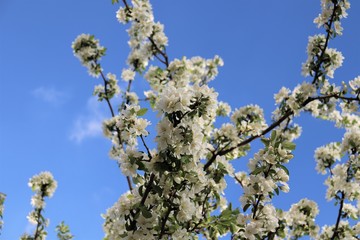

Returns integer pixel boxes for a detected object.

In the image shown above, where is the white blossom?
[121,68,136,82]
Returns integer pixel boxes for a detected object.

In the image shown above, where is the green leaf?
[274,187,279,195]
[250,166,265,175]
[137,108,148,116]
[261,138,270,147]
[111,0,119,4]
[140,207,152,219]
[277,164,289,176]
[278,228,286,238]
[137,161,146,171]
[138,185,144,197]
[152,184,163,196]
[282,141,296,150]
[243,203,251,212]
[270,131,277,142]
[221,209,231,218]
[269,169,277,176]
[149,98,156,109]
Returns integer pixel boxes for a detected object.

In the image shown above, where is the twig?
[204,92,359,171]
[312,3,338,85]
[251,164,272,219]
[140,173,155,205]
[33,186,47,240]
[330,191,345,240]
[97,66,133,191]
[121,0,169,68]
[140,135,152,159]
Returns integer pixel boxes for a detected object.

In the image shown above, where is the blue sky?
[0,0,359,239]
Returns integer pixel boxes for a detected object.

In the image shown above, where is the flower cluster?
[116,0,168,72]
[212,123,245,160]
[315,142,341,174]
[22,172,57,240]
[28,171,57,200]
[70,0,360,239]
[121,68,136,82]
[318,221,360,239]
[234,204,279,240]
[302,34,344,80]
[56,221,74,240]
[314,0,350,35]
[324,163,359,201]
[284,198,320,238]
[272,82,317,118]
[349,76,360,94]
[231,105,267,136]
[314,119,360,239]
[216,101,231,117]
[231,130,295,239]
[103,104,150,147]
[341,128,360,153]
[99,32,232,239]
[72,34,106,77]
[101,103,152,180]
[93,73,120,101]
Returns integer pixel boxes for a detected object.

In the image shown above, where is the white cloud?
[70,117,103,143]
[70,97,106,143]
[31,86,66,104]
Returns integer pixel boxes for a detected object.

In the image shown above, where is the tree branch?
[121,0,169,68]
[312,2,339,85]
[158,206,173,239]
[98,68,133,191]
[140,173,155,206]
[140,135,152,159]
[252,164,272,219]
[204,92,359,171]
[330,191,345,240]
[205,1,343,172]
[33,186,47,240]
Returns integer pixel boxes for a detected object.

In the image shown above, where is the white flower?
[121,68,136,81]
[285,198,319,238]
[31,194,45,209]
[274,87,290,104]
[133,118,150,136]
[126,92,139,104]
[116,7,128,23]
[334,21,344,35]
[28,171,57,198]
[324,48,344,78]
[215,156,234,175]
[244,222,260,240]
[172,227,191,240]
[155,85,191,114]
[216,101,231,116]
[231,104,267,136]
[26,211,38,225]
[342,203,358,219]
[72,34,106,77]
[349,76,360,91]
[314,142,341,174]
[177,195,196,222]
[341,128,360,153]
